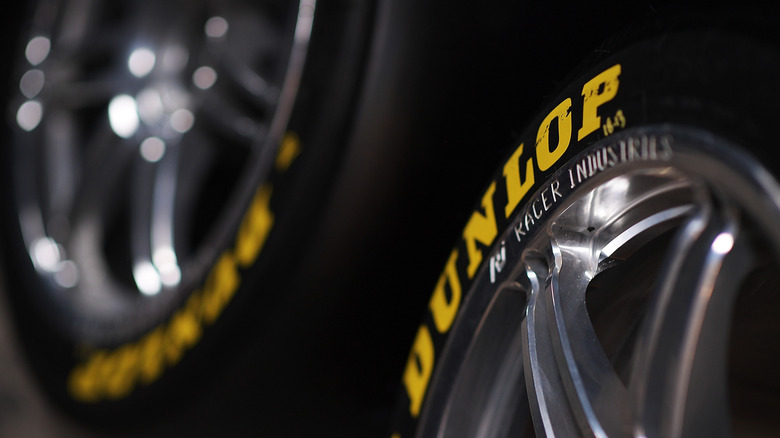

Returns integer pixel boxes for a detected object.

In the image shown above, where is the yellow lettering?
[67,179,281,400]
[502,143,535,218]
[105,345,138,399]
[186,289,204,325]
[68,352,105,402]
[164,307,203,366]
[429,250,462,333]
[201,252,241,325]
[463,182,498,279]
[235,185,275,269]
[163,330,184,366]
[275,131,302,172]
[173,308,202,348]
[536,98,573,171]
[578,64,621,141]
[138,327,165,385]
[403,325,434,418]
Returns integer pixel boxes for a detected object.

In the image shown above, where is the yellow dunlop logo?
[403,64,622,418]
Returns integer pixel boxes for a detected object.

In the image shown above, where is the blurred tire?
[1,0,373,427]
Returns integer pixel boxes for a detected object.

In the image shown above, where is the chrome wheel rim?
[428,126,780,437]
[10,0,315,343]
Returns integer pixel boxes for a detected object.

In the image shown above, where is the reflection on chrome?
[31,237,61,272]
[136,88,165,125]
[25,36,50,65]
[600,205,694,259]
[140,137,166,162]
[711,232,735,255]
[192,66,217,89]
[133,261,162,296]
[16,100,43,131]
[205,16,229,38]
[108,94,140,138]
[31,238,79,289]
[295,0,316,42]
[588,175,632,224]
[153,247,181,288]
[20,69,44,98]
[54,260,79,289]
[170,108,194,133]
[128,47,156,78]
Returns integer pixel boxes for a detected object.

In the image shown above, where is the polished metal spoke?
[436,282,530,438]
[130,141,182,295]
[42,110,78,229]
[523,255,583,437]
[630,200,750,438]
[525,239,633,436]
[550,236,632,437]
[219,55,279,108]
[207,11,283,109]
[522,173,700,437]
[522,183,754,438]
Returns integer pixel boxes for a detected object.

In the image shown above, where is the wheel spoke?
[523,255,582,437]
[42,110,78,228]
[131,142,182,295]
[549,235,632,437]
[197,87,269,143]
[206,10,284,109]
[631,199,751,438]
[523,230,633,437]
[220,56,279,107]
[149,145,183,289]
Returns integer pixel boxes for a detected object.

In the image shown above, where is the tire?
[0,0,373,428]
[392,13,780,438]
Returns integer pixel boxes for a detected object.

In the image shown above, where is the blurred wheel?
[2,0,373,424]
[13,0,309,346]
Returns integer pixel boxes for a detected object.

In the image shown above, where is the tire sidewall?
[392,25,780,437]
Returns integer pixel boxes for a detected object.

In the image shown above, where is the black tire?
[393,8,780,438]
[0,0,373,429]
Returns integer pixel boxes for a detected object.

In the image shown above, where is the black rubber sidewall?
[392,22,780,438]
